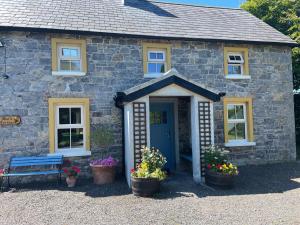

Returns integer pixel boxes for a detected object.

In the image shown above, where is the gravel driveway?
[0,162,299,225]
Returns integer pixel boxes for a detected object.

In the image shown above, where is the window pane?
[70,60,80,71]
[235,105,244,119]
[71,128,84,148]
[148,63,157,73]
[235,55,241,61]
[71,108,81,124]
[150,112,155,125]
[59,108,70,124]
[58,129,70,149]
[228,123,236,140]
[60,60,70,71]
[228,105,236,119]
[70,49,79,57]
[62,48,71,57]
[236,123,246,139]
[157,63,165,73]
[229,55,235,61]
[157,52,164,60]
[149,52,157,59]
[228,64,241,74]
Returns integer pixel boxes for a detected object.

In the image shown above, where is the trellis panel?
[133,102,147,167]
[198,102,212,177]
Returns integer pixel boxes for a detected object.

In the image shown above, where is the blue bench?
[3,155,63,188]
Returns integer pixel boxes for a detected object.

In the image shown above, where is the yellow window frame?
[51,38,87,73]
[223,97,254,143]
[48,98,90,153]
[224,47,249,76]
[142,42,171,74]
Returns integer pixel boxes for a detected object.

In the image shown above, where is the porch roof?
[114,69,224,106]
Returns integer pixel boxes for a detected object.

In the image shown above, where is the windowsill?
[225,141,256,147]
[52,71,86,76]
[226,74,251,80]
[144,73,164,78]
[48,150,91,157]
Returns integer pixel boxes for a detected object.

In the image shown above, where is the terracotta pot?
[205,169,236,188]
[90,165,116,185]
[131,177,160,197]
[66,176,77,188]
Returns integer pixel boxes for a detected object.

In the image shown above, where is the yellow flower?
[140,162,148,170]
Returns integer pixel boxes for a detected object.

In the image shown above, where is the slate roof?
[0,0,296,46]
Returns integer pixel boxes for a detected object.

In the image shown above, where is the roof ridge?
[147,0,243,11]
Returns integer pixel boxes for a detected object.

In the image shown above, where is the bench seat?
[4,170,63,177]
[3,155,64,188]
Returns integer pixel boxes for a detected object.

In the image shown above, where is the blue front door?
[150,102,175,171]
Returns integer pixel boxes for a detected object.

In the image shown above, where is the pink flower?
[207,164,212,169]
[72,166,80,174]
[130,168,135,173]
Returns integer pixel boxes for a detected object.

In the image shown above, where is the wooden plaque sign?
[0,116,21,126]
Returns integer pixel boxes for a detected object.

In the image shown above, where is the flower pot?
[131,177,160,197]
[90,165,116,185]
[205,169,235,188]
[66,176,77,188]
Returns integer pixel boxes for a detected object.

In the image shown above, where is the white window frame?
[227,52,244,76]
[227,103,248,144]
[146,50,166,77]
[57,44,82,74]
[55,105,86,153]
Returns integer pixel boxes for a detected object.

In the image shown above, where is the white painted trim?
[225,141,256,147]
[191,96,201,183]
[48,150,91,157]
[226,74,251,80]
[149,97,179,168]
[52,71,86,76]
[144,73,164,78]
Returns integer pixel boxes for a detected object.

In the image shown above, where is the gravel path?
[0,162,300,225]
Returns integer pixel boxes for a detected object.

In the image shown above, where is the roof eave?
[0,26,298,47]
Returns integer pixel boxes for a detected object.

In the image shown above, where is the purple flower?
[90,156,118,167]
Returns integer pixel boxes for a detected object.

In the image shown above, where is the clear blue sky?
[158,0,247,8]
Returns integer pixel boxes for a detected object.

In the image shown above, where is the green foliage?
[131,147,167,181]
[91,125,114,149]
[241,0,300,90]
[204,145,229,166]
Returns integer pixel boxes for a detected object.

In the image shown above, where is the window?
[56,106,84,150]
[48,98,90,156]
[150,111,167,125]
[147,51,166,74]
[51,38,87,76]
[224,47,249,79]
[223,97,255,147]
[142,43,171,77]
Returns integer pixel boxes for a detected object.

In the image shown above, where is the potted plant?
[62,160,81,188]
[204,145,239,188]
[131,147,167,197]
[90,126,118,185]
[90,156,118,185]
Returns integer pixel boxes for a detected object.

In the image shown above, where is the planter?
[131,177,160,197]
[66,176,77,188]
[205,169,236,188]
[90,165,116,185]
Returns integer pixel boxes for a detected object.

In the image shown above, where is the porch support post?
[191,96,201,183]
[124,103,134,186]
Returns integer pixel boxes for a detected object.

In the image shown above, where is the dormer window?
[224,47,250,79]
[227,53,244,75]
[142,43,171,78]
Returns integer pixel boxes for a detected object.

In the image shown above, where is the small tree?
[91,125,114,149]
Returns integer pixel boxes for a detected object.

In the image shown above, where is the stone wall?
[0,31,296,177]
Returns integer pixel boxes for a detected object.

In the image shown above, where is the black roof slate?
[0,0,296,46]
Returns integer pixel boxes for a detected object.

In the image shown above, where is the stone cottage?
[0,0,297,186]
